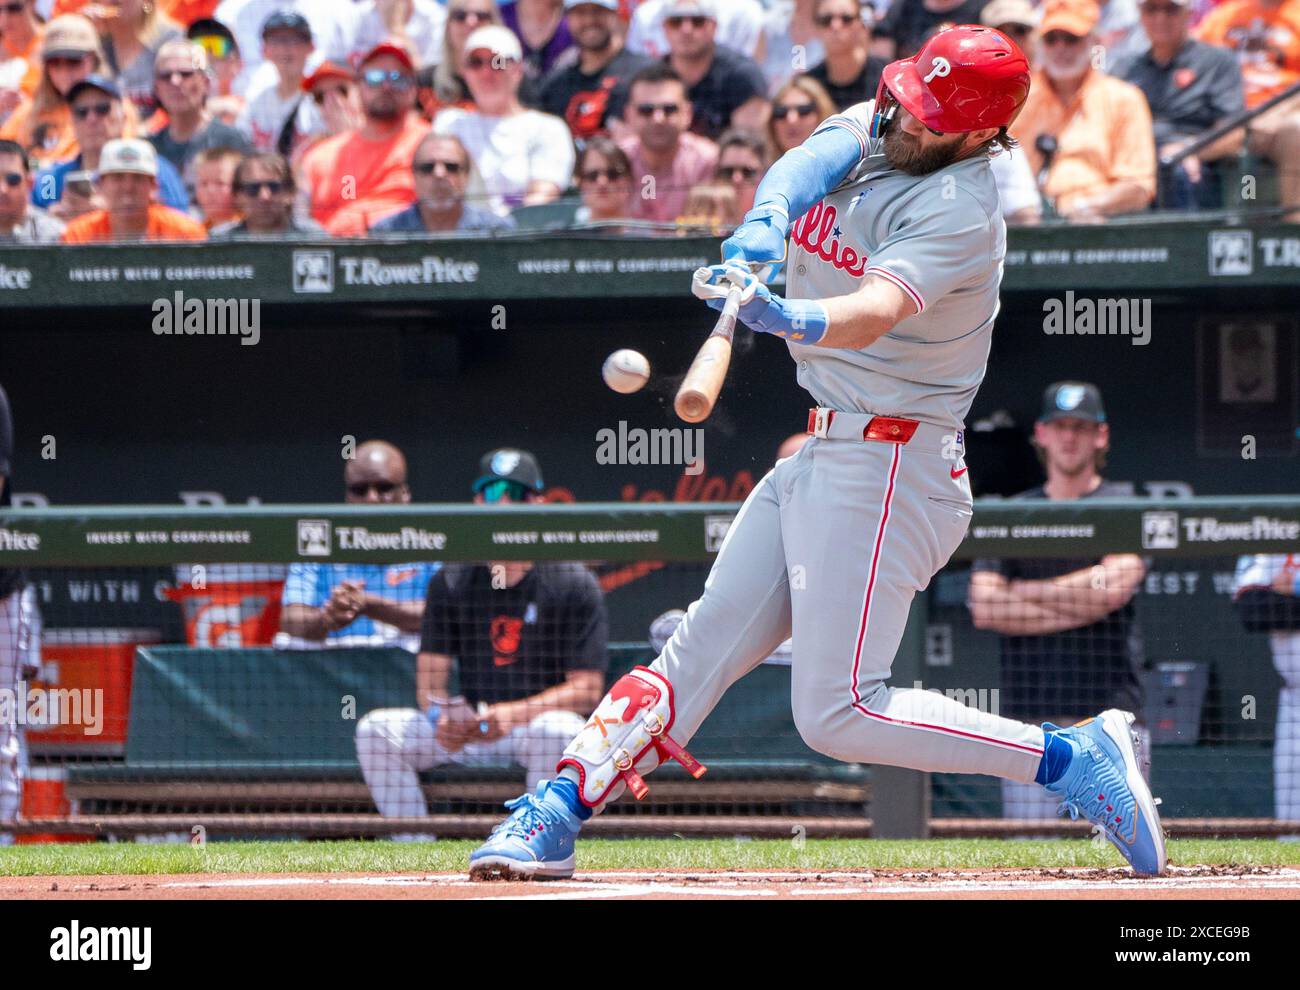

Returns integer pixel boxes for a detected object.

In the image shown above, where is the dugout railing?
[0,497,1297,841]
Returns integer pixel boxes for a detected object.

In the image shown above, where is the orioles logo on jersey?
[791,200,868,276]
[491,615,524,666]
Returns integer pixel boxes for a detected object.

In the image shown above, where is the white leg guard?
[558,666,705,807]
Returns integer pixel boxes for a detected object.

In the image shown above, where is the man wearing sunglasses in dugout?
[148,38,252,173]
[278,440,439,653]
[807,0,890,111]
[370,131,515,234]
[31,74,189,216]
[299,41,431,236]
[354,447,609,833]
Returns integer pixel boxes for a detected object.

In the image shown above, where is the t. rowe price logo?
[1182,515,1300,543]
[790,201,867,276]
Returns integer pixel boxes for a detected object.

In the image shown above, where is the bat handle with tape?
[675,272,743,424]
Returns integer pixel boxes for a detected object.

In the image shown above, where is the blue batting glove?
[720,206,788,281]
[691,264,829,344]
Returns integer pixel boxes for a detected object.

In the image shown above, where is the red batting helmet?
[869,25,1031,138]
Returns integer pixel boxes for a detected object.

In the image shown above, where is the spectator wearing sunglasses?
[617,61,717,223]
[186,17,243,125]
[573,133,632,221]
[148,39,251,173]
[979,0,1037,51]
[299,42,431,235]
[371,132,515,232]
[627,0,765,61]
[430,0,504,115]
[1113,0,1244,210]
[184,17,243,124]
[0,14,116,170]
[538,0,651,142]
[712,128,766,216]
[767,75,835,154]
[278,440,439,655]
[762,0,827,94]
[88,0,183,119]
[432,25,574,214]
[0,0,44,100]
[872,0,992,60]
[32,74,188,215]
[210,150,322,237]
[0,137,64,241]
[807,0,888,111]
[354,447,608,825]
[235,11,323,156]
[660,0,768,141]
[1010,0,1156,222]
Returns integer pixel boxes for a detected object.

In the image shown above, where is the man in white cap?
[979,0,1037,49]
[60,137,207,242]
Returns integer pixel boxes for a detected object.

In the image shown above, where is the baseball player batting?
[470,26,1166,880]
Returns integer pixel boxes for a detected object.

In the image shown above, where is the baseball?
[602,349,651,394]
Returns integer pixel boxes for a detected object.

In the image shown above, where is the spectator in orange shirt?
[1197,0,1300,218]
[0,14,106,169]
[0,0,44,100]
[299,42,431,236]
[1010,0,1157,221]
[61,136,207,241]
[1196,0,1300,106]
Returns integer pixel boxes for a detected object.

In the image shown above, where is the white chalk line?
[150,866,1300,899]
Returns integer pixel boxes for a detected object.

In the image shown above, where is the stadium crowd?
[0,0,1297,241]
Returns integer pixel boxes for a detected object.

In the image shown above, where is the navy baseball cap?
[67,74,121,103]
[473,448,544,495]
[1039,381,1106,423]
[261,10,312,40]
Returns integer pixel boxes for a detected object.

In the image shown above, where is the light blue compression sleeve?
[721,123,867,266]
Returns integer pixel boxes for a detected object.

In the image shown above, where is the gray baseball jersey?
[785,101,1006,431]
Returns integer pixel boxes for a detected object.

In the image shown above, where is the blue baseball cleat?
[468,781,583,881]
[1045,709,1167,876]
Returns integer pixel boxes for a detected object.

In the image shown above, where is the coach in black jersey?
[356,449,608,830]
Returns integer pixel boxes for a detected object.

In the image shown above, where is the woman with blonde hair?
[426,0,503,116]
[767,75,835,156]
[88,0,183,117]
[0,14,118,168]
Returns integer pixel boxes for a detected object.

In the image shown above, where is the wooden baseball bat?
[674,273,743,423]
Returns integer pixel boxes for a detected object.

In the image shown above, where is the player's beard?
[883,127,968,176]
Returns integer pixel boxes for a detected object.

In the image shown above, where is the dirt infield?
[4,866,1299,900]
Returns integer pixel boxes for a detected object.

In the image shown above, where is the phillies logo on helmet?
[923,56,952,84]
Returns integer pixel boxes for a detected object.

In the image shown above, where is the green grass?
[1,838,1297,877]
